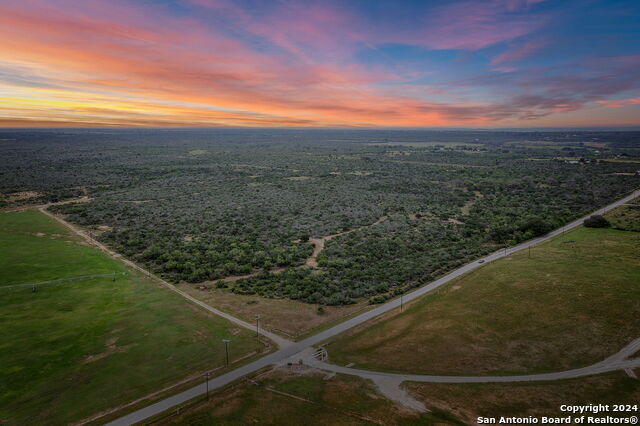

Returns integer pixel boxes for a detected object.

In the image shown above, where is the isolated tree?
[584,215,610,228]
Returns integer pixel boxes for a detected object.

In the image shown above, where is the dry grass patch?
[407,372,640,424]
[328,226,640,375]
[461,191,483,215]
[605,203,640,232]
[1,191,43,202]
[161,370,455,425]
[601,158,640,163]
[285,176,314,181]
[178,285,369,339]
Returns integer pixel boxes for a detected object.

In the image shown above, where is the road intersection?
[67,189,638,425]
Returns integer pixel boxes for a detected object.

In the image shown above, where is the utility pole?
[255,314,262,338]
[204,372,211,400]
[223,339,230,366]
[400,294,404,312]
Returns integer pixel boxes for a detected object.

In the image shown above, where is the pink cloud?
[187,0,548,58]
[0,1,455,126]
[596,98,640,108]
[0,0,636,128]
[493,67,517,73]
[407,0,547,50]
[491,40,545,65]
[504,0,549,11]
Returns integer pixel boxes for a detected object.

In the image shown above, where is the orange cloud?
[0,1,519,127]
[0,0,637,128]
[596,98,640,108]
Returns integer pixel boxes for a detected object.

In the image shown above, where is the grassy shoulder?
[407,370,640,424]
[178,284,370,339]
[160,369,461,425]
[327,225,640,375]
[158,367,640,426]
[0,210,266,425]
[607,203,640,232]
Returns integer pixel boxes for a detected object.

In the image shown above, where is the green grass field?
[327,223,640,375]
[0,210,263,425]
[0,210,120,286]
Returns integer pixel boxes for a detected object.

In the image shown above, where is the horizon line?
[2,126,640,132]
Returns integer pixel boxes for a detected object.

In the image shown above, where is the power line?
[1,272,127,290]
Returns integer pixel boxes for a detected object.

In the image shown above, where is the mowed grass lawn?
[0,210,119,286]
[0,210,261,425]
[328,224,640,375]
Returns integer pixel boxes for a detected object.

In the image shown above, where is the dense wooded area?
[1,129,638,305]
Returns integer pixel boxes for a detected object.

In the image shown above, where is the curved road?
[106,189,639,425]
[305,338,640,384]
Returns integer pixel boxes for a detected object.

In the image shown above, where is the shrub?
[584,215,610,228]
[369,295,387,305]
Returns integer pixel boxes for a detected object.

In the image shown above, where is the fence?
[1,272,127,290]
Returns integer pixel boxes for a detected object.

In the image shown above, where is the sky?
[0,0,639,128]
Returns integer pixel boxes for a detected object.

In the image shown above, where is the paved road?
[305,338,640,384]
[106,189,639,425]
[300,338,640,411]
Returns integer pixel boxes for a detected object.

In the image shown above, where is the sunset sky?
[1,0,639,128]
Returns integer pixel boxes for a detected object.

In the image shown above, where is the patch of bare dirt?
[306,215,388,268]
[1,191,42,201]
[2,195,92,213]
[83,337,136,364]
[199,215,388,281]
[461,191,483,215]
[285,176,313,181]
